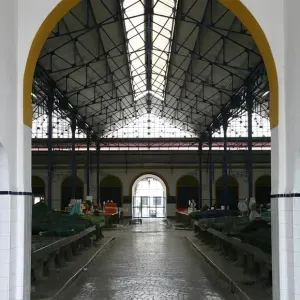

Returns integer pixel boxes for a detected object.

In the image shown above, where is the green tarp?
[32,202,93,237]
[241,227,271,254]
[82,215,106,225]
[196,215,272,253]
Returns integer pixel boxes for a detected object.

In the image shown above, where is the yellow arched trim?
[218,0,278,128]
[24,0,278,129]
[23,0,80,127]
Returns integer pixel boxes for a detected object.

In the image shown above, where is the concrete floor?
[57,219,235,300]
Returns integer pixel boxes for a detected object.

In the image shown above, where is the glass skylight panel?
[152,0,177,97]
[213,112,271,138]
[106,113,196,138]
[121,0,177,102]
[123,0,146,99]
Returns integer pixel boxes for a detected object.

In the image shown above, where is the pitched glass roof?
[151,0,177,98]
[122,0,146,98]
[122,0,178,100]
[34,0,267,144]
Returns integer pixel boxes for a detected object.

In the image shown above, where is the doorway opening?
[132,174,166,218]
[61,176,84,210]
[32,176,45,204]
[176,175,199,209]
[255,175,271,205]
[100,175,122,206]
[215,175,239,210]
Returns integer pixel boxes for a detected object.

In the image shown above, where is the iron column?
[198,139,203,209]
[223,120,228,209]
[86,133,90,196]
[96,140,100,205]
[247,83,253,198]
[47,87,54,208]
[208,130,213,208]
[71,115,77,199]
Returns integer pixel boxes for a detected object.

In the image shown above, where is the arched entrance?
[176,175,198,209]
[61,176,84,210]
[100,175,122,206]
[21,1,281,298]
[215,176,239,209]
[32,176,45,204]
[132,174,167,218]
[255,175,271,205]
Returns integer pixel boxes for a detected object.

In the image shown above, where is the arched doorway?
[132,174,167,218]
[100,175,122,206]
[61,176,84,210]
[32,176,45,204]
[176,175,199,209]
[255,175,271,205]
[215,176,239,209]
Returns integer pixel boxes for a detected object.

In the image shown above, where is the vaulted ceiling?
[34,0,267,138]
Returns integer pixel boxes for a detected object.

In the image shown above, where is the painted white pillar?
[0,1,32,299]
[270,2,300,299]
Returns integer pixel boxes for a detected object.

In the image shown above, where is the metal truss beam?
[36,0,268,140]
[204,62,268,137]
[32,136,270,150]
[34,64,98,140]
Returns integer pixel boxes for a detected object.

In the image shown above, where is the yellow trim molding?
[24,0,278,129]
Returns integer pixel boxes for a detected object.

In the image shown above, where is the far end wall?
[32,164,271,217]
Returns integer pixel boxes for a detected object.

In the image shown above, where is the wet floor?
[57,219,232,300]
